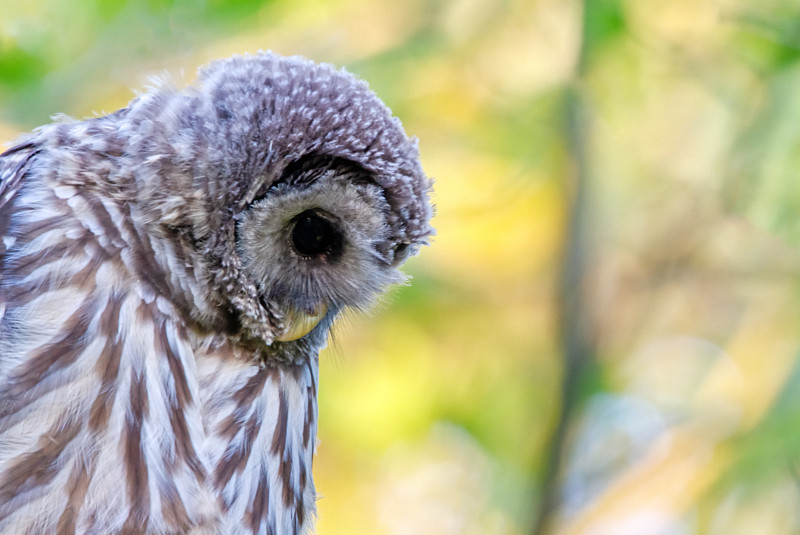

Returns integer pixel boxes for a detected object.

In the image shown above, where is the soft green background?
[3,1,800,533]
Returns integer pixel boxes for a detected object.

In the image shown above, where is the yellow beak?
[275,303,328,342]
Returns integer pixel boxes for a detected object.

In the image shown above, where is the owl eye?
[291,210,339,258]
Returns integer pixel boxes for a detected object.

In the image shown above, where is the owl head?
[115,52,434,357]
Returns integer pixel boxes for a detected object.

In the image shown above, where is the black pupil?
[292,211,336,256]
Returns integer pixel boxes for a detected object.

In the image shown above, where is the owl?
[0,52,433,534]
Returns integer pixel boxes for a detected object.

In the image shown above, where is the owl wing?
[0,147,216,532]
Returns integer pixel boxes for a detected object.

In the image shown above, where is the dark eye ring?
[291,210,340,258]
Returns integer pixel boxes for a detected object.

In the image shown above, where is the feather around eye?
[236,171,402,316]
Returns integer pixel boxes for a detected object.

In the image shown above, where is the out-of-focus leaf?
[724,65,800,246]
[735,8,800,70]
[733,356,800,476]
[0,44,47,88]
[583,0,626,61]
[96,0,130,21]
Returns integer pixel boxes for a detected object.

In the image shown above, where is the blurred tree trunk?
[533,0,597,532]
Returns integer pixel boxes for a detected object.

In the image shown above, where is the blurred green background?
[4,0,800,533]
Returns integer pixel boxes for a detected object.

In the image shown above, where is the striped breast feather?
[195,346,319,535]
[0,160,218,533]
[0,282,218,532]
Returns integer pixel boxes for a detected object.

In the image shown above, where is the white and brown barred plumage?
[0,52,433,534]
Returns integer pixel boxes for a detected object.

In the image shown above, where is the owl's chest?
[0,317,318,535]
[191,344,320,534]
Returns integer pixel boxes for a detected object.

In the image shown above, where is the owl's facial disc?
[236,168,400,345]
